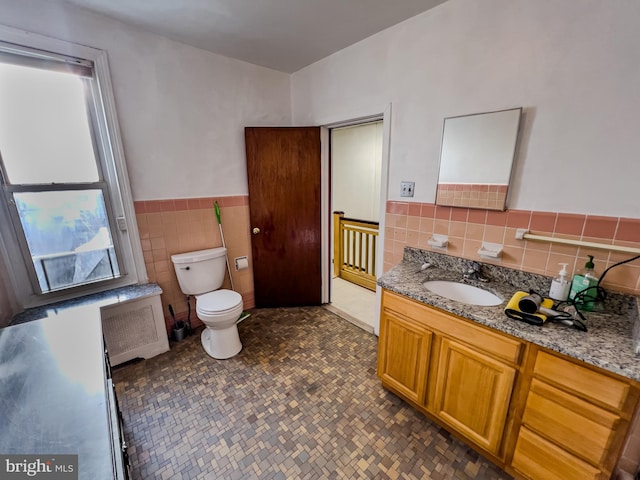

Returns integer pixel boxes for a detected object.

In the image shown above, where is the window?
[0,30,144,306]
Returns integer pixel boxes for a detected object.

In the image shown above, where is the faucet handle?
[465,261,480,274]
[463,261,488,281]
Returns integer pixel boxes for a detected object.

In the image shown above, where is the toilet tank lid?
[171,247,226,264]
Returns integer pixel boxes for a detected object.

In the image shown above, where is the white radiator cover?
[101,294,169,366]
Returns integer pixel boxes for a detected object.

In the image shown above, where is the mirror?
[435,107,522,211]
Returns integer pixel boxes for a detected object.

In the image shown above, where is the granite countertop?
[378,253,640,382]
[11,283,163,326]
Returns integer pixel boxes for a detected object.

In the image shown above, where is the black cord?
[549,299,588,332]
[598,254,640,286]
[528,289,584,330]
[563,254,640,327]
[573,254,640,308]
[524,255,638,333]
[571,284,606,308]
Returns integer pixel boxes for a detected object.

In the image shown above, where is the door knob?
[252,227,261,235]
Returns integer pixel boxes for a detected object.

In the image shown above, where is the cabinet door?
[433,338,515,455]
[378,310,432,405]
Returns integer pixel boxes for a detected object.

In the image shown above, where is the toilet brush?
[168,304,186,341]
[215,201,251,325]
[214,201,235,291]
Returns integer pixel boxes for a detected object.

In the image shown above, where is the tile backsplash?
[134,196,254,332]
[435,183,508,210]
[384,202,640,296]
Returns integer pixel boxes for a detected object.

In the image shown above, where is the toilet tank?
[170,247,227,295]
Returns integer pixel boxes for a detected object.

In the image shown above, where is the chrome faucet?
[463,261,489,282]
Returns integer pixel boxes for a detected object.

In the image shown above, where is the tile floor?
[328,277,377,333]
[113,307,512,480]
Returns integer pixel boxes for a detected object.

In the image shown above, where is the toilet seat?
[197,289,242,315]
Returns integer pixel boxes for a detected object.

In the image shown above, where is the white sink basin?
[423,280,503,306]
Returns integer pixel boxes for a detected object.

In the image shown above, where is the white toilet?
[170,247,244,359]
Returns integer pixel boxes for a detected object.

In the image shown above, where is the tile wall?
[435,183,508,210]
[383,201,640,295]
[134,196,254,332]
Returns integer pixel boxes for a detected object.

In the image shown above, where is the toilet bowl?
[196,289,243,359]
[170,247,244,359]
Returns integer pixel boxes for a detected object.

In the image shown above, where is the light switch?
[400,181,415,197]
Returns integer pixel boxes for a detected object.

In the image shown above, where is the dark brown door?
[245,127,322,307]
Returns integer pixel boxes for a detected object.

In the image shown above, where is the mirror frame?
[435,107,522,211]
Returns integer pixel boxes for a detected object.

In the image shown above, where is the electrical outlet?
[400,181,415,197]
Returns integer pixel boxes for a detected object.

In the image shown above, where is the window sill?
[10,283,162,326]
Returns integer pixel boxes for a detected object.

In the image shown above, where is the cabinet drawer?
[382,290,431,322]
[522,379,619,466]
[512,427,601,480]
[429,308,522,364]
[534,351,630,410]
[383,290,522,364]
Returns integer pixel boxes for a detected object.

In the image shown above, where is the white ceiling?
[62,0,447,73]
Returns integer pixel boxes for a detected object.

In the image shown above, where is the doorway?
[326,121,383,333]
[243,107,390,335]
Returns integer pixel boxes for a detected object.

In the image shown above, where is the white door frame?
[319,103,392,336]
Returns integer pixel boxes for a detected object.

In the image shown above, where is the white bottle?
[549,263,571,301]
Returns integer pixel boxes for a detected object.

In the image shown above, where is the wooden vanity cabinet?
[378,290,523,459]
[378,289,640,480]
[509,349,640,480]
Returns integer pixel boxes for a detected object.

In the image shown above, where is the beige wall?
[292,0,640,220]
[0,0,290,316]
[0,0,292,201]
[332,122,383,222]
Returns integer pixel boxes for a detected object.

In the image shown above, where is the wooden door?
[245,127,322,307]
[433,337,516,455]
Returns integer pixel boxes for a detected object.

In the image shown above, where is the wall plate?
[401,181,415,197]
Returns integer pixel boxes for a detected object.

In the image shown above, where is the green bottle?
[569,255,599,311]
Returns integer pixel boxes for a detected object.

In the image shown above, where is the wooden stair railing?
[333,211,379,291]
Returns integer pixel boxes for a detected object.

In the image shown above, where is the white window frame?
[0,24,147,308]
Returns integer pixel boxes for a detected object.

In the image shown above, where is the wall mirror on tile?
[435,107,522,211]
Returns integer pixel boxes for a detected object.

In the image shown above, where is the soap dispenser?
[549,263,571,301]
[569,255,599,311]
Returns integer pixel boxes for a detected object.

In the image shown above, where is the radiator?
[101,294,170,366]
